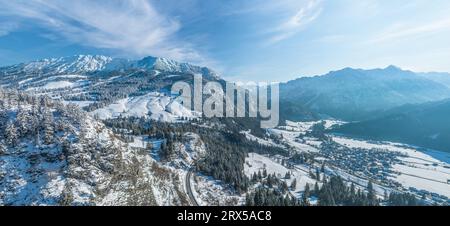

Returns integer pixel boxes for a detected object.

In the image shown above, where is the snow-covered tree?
[16,105,31,136]
[290,178,297,190]
[0,107,8,136]
[5,122,18,147]
[43,109,55,145]
[0,142,7,155]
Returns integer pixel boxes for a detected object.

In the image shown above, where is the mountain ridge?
[0,54,218,78]
[0,54,223,123]
[332,97,450,153]
[280,65,450,121]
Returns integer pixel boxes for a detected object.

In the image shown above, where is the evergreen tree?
[0,142,6,155]
[314,182,320,195]
[43,109,55,145]
[252,172,258,183]
[0,107,9,136]
[315,168,321,181]
[302,183,310,205]
[16,105,30,136]
[285,171,291,179]
[367,181,377,206]
[387,192,419,206]
[5,122,18,147]
[290,178,297,190]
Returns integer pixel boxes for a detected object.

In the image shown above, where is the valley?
[1,55,449,206]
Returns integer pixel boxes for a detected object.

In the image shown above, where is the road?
[185,168,200,206]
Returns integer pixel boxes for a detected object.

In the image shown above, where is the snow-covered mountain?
[0,54,217,77]
[2,55,449,206]
[280,66,450,121]
[136,56,218,78]
[0,55,220,122]
[0,89,213,205]
[0,90,150,205]
[3,55,115,75]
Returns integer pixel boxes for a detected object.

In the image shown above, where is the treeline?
[245,174,421,206]
[314,176,379,206]
[246,187,299,206]
[387,192,420,206]
[246,169,299,206]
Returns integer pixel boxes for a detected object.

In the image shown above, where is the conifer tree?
[5,122,18,147]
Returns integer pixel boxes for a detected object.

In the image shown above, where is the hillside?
[0,55,221,122]
[280,66,450,121]
[1,56,449,206]
[332,98,450,152]
[0,89,191,205]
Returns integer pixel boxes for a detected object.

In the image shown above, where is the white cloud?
[0,22,17,37]
[0,0,208,64]
[369,17,450,44]
[266,0,323,45]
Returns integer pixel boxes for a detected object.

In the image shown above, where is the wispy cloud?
[0,0,208,64]
[266,0,323,45]
[369,16,450,44]
[0,22,18,37]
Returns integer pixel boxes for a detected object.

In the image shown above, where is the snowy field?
[244,153,318,198]
[91,92,198,122]
[241,130,283,148]
[268,128,320,153]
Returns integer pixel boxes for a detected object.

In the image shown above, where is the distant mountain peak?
[18,54,114,74]
[1,54,218,77]
[385,65,402,71]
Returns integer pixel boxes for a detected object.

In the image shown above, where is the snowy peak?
[22,55,114,74]
[0,54,221,123]
[136,56,217,77]
[1,54,217,78]
[384,65,402,71]
[136,56,158,68]
[281,66,450,121]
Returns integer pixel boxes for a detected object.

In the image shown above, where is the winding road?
[185,168,200,206]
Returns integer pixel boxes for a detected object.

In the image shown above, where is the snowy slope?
[0,54,216,79]
[21,55,115,74]
[91,92,198,122]
[0,54,220,124]
[244,153,318,196]
[0,90,192,206]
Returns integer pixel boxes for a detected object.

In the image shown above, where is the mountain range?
[0,55,223,123]
[280,65,450,121]
[1,55,450,205]
[3,55,450,153]
[0,55,217,77]
[332,98,450,152]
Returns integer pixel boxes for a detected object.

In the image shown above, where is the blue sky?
[1,0,450,81]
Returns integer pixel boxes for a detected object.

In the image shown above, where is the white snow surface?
[91,92,197,122]
[244,153,318,196]
[42,81,75,89]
